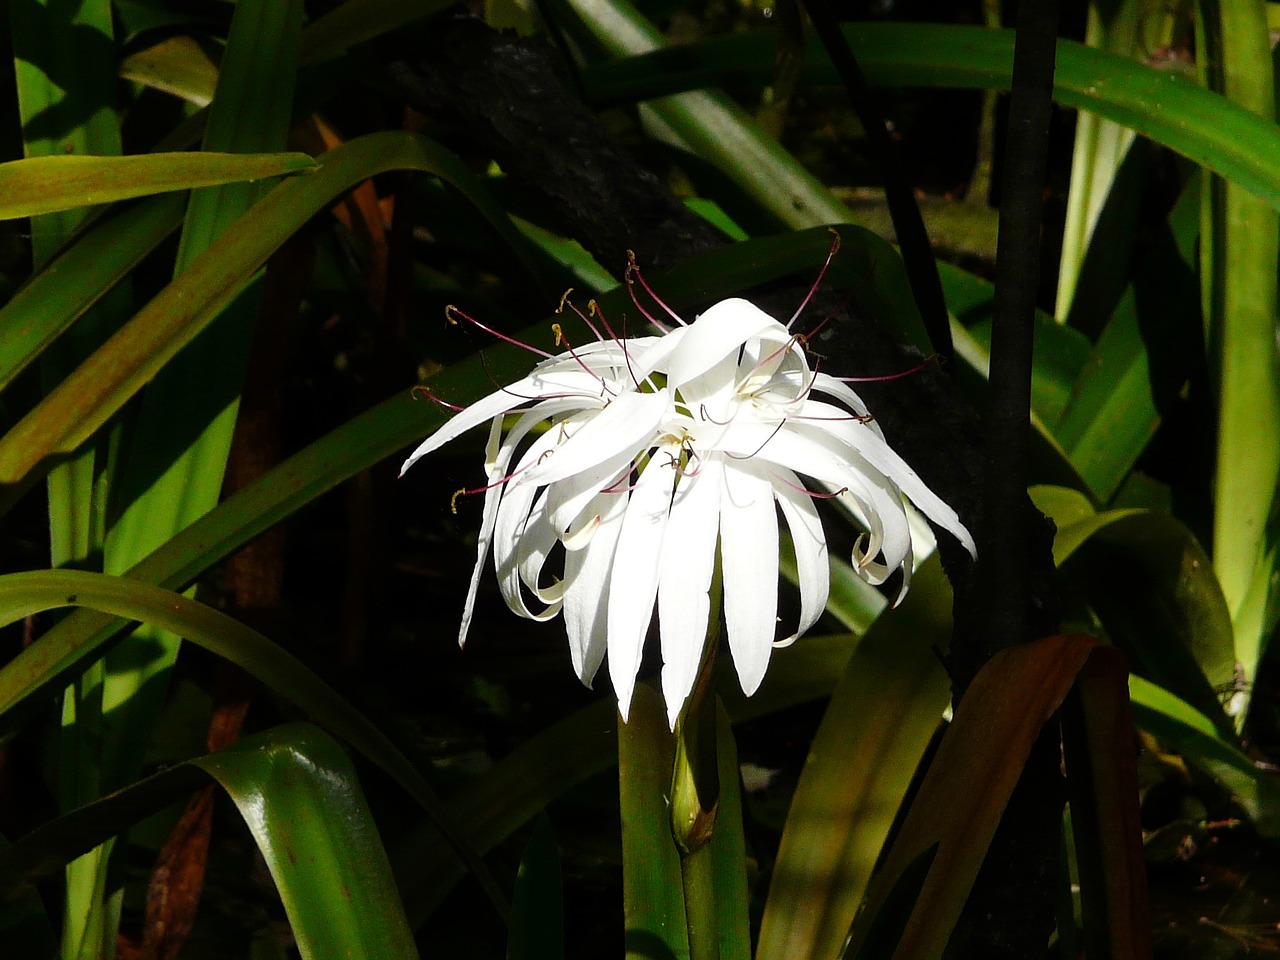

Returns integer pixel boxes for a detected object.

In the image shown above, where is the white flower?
[401,297,975,728]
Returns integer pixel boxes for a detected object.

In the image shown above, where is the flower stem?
[670,560,725,960]
[680,835,720,960]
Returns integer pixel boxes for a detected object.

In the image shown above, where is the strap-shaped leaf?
[0,152,315,220]
[0,723,421,960]
[0,569,508,918]
[0,130,540,497]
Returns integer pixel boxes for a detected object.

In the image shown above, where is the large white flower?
[401,298,975,728]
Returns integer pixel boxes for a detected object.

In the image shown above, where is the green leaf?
[756,556,953,960]
[1055,1,1174,322]
[0,193,185,394]
[579,22,1280,216]
[1031,485,1237,728]
[0,152,315,220]
[1198,0,1280,708]
[0,724,422,960]
[198,725,422,960]
[508,814,565,960]
[0,130,541,498]
[0,569,508,918]
[1052,178,1201,499]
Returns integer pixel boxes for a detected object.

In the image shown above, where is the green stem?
[680,839,720,960]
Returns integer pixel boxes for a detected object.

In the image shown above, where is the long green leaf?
[1055,1,1174,322]
[1053,178,1200,499]
[756,556,952,960]
[9,1,128,954]
[0,569,508,918]
[0,194,185,394]
[99,0,307,799]
[197,724,422,960]
[1197,0,1280,714]
[579,21,1280,217]
[0,724,422,960]
[0,131,542,498]
[0,152,315,220]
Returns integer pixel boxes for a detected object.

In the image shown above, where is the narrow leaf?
[0,152,315,219]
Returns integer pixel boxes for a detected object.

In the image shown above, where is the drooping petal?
[792,399,975,557]
[772,467,829,646]
[563,483,629,687]
[492,429,563,619]
[457,416,506,648]
[719,459,779,697]
[607,453,679,720]
[517,487,567,605]
[657,457,723,729]
[399,368,608,476]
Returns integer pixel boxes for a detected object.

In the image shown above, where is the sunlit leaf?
[0,153,315,220]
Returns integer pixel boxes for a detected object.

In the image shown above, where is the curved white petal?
[667,299,786,390]
[792,400,975,556]
[657,457,723,729]
[563,484,628,687]
[399,369,609,476]
[517,488,566,605]
[457,416,506,648]
[521,390,669,489]
[720,460,779,697]
[607,453,678,720]
[772,467,829,646]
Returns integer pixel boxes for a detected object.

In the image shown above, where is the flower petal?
[563,484,629,687]
[772,467,829,645]
[399,369,607,476]
[657,457,723,729]
[521,389,669,489]
[607,452,679,720]
[720,460,779,696]
[667,299,786,390]
[457,416,506,647]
